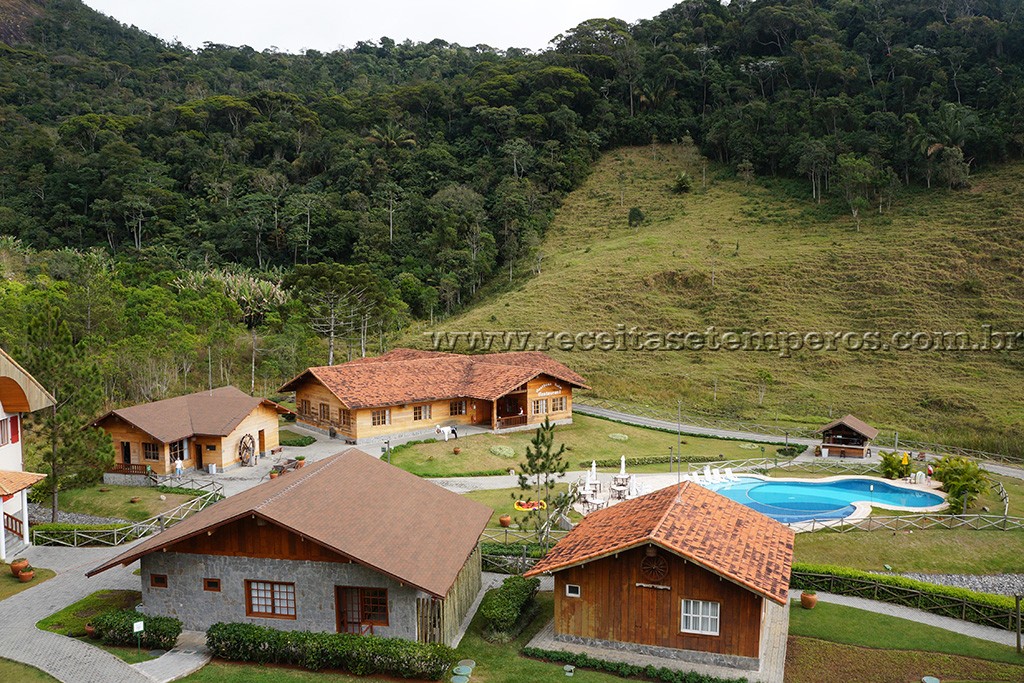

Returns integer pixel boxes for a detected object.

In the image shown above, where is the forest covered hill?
[0,0,1023,451]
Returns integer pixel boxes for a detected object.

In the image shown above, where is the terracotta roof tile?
[86,449,491,597]
[819,414,879,440]
[90,386,291,443]
[0,469,46,496]
[525,483,794,605]
[279,349,588,409]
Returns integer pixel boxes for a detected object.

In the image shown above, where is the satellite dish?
[239,434,256,465]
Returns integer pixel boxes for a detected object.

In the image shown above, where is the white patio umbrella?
[591,460,598,481]
[628,475,638,498]
[619,455,627,476]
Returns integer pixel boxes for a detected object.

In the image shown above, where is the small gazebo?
[818,414,879,458]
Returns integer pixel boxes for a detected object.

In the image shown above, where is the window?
[169,440,185,461]
[246,580,297,619]
[338,586,389,631]
[565,584,581,598]
[150,574,168,588]
[204,578,221,592]
[449,400,466,416]
[0,418,8,446]
[362,588,389,625]
[532,399,548,415]
[206,444,217,451]
[319,403,330,421]
[551,396,566,412]
[143,442,160,461]
[299,399,311,415]
[339,409,351,427]
[413,404,431,421]
[371,409,390,426]
[680,599,720,636]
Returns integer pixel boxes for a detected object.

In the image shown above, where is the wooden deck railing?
[497,415,528,429]
[107,463,151,476]
[3,512,23,538]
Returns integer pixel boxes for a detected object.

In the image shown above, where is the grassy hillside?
[414,144,1024,453]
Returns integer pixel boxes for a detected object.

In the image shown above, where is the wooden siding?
[167,515,352,563]
[524,375,573,425]
[102,416,173,474]
[553,545,763,659]
[217,404,281,468]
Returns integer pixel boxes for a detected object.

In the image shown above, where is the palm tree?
[366,121,416,156]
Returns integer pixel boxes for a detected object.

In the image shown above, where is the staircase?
[2,530,29,561]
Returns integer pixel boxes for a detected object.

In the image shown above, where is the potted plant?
[9,557,28,577]
[269,470,280,479]
[294,455,306,468]
[84,623,97,639]
[18,565,35,583]
[453,447,461,455]
[800,589,817,609]
[499,514,512,528]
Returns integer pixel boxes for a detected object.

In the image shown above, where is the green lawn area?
[0,566,55,600]
[462,485,583,529]
[37,484,196,522]
[37,589,140,637]
[794,528,1024,574]
[0,658,58,682]
[390,414,782,477]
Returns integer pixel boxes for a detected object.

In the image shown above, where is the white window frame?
[0,418,8,446]
[551,396,566,412]
[449,400,466,416]
[413,404,431,421]
[565,584,581,598]
[680,599,720,636]
[371,408,391,426]
[532,399,548,415]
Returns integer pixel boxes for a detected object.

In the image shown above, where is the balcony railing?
[497,415,528,429]
[107,463,151,476]
[3,512,23,538]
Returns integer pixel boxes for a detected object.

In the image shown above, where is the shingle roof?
[278,349,589,410]
[86,449,492,597]
[0,470,46,496]
[0,346,55,413]
[90,386,291,444]
[819,414,880,440]
[525,483,794,605]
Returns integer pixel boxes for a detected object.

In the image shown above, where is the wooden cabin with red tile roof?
[0,347,52,561]
[818,414,879,458]
[87,449,491,645]
[525,483,794,674]
[278,349,589,444]
[89,386,292,477]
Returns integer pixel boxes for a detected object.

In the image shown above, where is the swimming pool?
[707,476,945,524]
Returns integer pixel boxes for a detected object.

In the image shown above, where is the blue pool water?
[708,477,945,524]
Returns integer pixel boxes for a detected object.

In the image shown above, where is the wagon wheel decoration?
[238,434,256,465]
[640,554,669,582]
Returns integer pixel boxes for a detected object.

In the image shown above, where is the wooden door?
[121,442,132,465]
[258,430,266,456]
[194,443,204,469]
[335,587,375,635]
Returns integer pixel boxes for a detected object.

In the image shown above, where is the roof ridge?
[650,484,682,539]
[254,455,340,510]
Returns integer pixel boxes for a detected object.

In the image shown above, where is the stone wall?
[552,632,760,672]
[103,472,153,487]
[140,552,422,638]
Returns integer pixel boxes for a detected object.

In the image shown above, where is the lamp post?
[669,446,674,473]
[382,440,391,464]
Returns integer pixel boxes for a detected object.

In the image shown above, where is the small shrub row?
[479,575,540,635]
[791,563,1017,629]
[480,542,549,558]
[579,454,719,469]
[94,610,182,650]
[775,445,802,457]
[205,622,454,679]
[32,522,145,546]
[155,485,215,498]
[279,434,316,447]
[522,647,748,683]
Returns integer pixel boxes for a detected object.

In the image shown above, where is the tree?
[628,206,645,227]
[932,455,988,512]
[835,154,875,231]
[22,301,113,522]
[284,263,366,365]
[755,369,774,406]
[513,418,570,545]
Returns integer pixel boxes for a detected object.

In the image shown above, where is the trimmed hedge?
[205,622,454,679]
[479,575,540,634]
[31,522,147,545]
[523,647,748,683]
[579,454,719,469]
[480,542,549,558]
[279,433,316,447]
[791,563,1017,629]
[156,485,221,500]
[94,610,182,650]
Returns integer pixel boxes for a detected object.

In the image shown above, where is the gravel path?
[27,502,128,526]
[895,573,1024,596]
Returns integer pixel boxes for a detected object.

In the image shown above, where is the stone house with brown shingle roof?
[90,386,291,477]
[278,349,589,444]
[87,449,490,645]
[525,483,794,674]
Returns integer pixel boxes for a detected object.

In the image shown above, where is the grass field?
[37,484,196,522]
[389,414,782,477]
[461,485,583,529]
[0,566,55,599]
[0,658,57,682]
[36,589,157,664]
[409,143,1024,456]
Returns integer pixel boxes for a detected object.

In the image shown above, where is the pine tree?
[513,418,571,544]
[23,301,113,522]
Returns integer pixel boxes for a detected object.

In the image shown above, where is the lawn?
[36,484,196,522]
[794,528,1024,574]
[390,414,782,477]
[37,589,157,664]
[462,485,583,529]
[0,566,55,600]
[0,658,57,682]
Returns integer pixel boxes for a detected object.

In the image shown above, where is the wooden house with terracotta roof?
[525,483,794,673]
[87,449,490,645]
[90,386,291,477]
[818,414,879,458]
[278,349,589,443]
[0,347,53,561]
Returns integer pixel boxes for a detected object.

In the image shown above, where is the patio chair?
[711,468,724,483]
[703,464,714,481]
[724,467,738,481]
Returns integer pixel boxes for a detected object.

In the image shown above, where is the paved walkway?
[790,590,1019,647]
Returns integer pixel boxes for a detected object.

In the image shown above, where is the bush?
[280,433,315,447]
[878,450,909,480]
[205,622,454,679]
[156,485,220,500]
[32,522,147,546]
[775,445,802,457]
[523,647,748,682]
[578,454,718,469]
[479,575,540,635]
[93,610,182,650]
[932,455,988,511]
[489,445,516,459]
[672,171,693,194]
[628,206,645,226]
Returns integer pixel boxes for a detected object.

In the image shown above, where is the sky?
[80,1,676,54]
